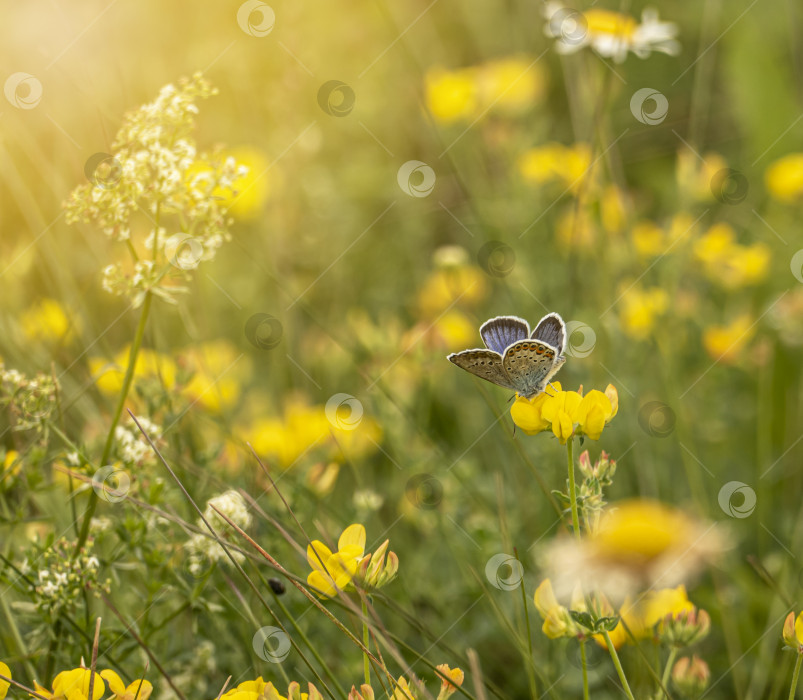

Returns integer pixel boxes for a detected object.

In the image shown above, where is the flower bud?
[349,684,375,700]
[659,607,710,647]
[672,655,710,695]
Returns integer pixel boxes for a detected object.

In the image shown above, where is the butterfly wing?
[480,316,530,355]
[502,340,563,398]
[447,349,517,391]
[531,312,566,355]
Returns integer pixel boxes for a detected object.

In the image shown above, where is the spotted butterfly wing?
[447,349,517,391]
[502,339,563,398]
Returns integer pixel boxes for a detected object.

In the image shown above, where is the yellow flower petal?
[510,394,550,434]
[0,662,10,700]
[306,541,333,573]
[338,524,366,554]
[100,670,126,695]
[307,570,338,598]
[795,612,803,647]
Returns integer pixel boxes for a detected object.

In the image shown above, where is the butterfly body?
[447,313,566,398]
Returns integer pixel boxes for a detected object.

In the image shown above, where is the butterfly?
[447,313,567,399]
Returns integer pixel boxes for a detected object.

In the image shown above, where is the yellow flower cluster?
[306,524,398,598]
[511,382,618,443]
[519,143,591,194]
[693,223,770,289]
[783,611,803,653]
[220,678,322,700]
[33,668,152,700]
[425,57,547,124]
[534,579,708,650]
[247,398,382,469]
[90,340,250,413]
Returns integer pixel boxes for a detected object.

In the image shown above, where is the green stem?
[789,653,803,700]
[516,551,538,700]
[74,290,153,554]
[661,647,678,698]
[580,640,590,700]
[567,438,581,540]
[362,596,371,687]
[602,630,635,700]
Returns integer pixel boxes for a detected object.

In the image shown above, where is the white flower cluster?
[0,363,59,430]
[184,490,252,576]
[114,415,161,466]
[64,73,248,306]
[22,539,109,615]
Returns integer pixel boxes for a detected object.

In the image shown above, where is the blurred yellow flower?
[425,67,478,123]
[619,286,669,340]
[100,670,153,700]
[556,206,596,249]
[2,450,21,481]
[693,223,770,289]
[512,383,618,443]
[519,142,591,194]
[676,150,728,202]
[703,314,754,364]
[544,499,724,603]
[21,298,81,343]
[181,340,250,412]
[425,56,546,124]
[533,578,581,639]
[632,220,665,258]
[417,263,488,318]
[90,347,177,395]
[765,153,803,202]
[187,146,272,220]
[600,185,628,234]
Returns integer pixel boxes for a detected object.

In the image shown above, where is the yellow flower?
[307,524,366,598]
[765,153,803,202]
[434,665,464,700]
[533,579,580,639]
[574,386,618,440]
[21,298,81,343]
[473,57,547,114]
[0,661,10,700]
[425,67,478,123]
[100,670,153,700]
[2,450,21,481]
[392,677,416,700]
[541,389,583,443]
[417,265,488,317]
[693,223,770,289]
[519,143,591,194]
[619,286,669,340]
[510,384,556,434]
[783,611,803,652]
[600,185,628,234]
[543,500,724,603]
[36,668,105,700]
[425,57,546,124]
[632,220,665,258]
[356,538,399,590]
[703,314,754,364]
[181,340,250,412]
[512,383,617,443]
